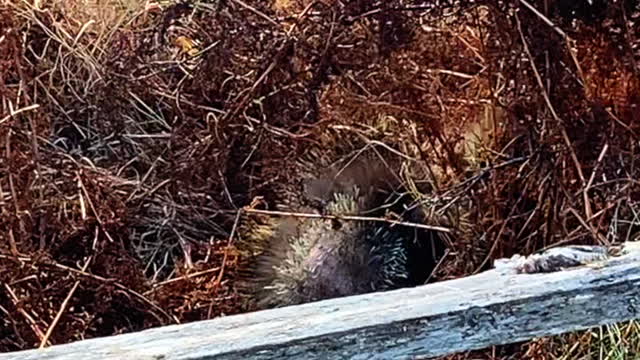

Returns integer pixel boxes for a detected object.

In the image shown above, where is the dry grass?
[1,0,640,357]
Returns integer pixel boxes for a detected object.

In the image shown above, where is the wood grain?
[2,252,640,359]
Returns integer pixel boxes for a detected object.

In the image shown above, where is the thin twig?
[519,0,566,38]
[583,143,609,222]
[7,228,19,256]
[4,283,47,345]
[39,257,93,348]
[145,266,223,295]
[519,0,587,98]
[0,103,40,124]
[0,254,177,324]
[243,208,452,233]
[424,248,450,285]
[76,171,115,243]
[515,12,585,185]
[473,192,525,274]
[228,0,279,27]
[212,209,242,294]
[568,207,610,246]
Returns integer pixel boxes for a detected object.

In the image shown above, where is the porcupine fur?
[242,152,441,309]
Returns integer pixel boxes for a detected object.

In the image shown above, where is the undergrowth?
[1,0,639,357]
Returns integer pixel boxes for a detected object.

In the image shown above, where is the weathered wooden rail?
[2,251,640,360]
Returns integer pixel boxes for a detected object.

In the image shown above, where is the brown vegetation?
[1,0,639,357]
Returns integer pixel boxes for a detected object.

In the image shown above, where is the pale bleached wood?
[2,252,640,360]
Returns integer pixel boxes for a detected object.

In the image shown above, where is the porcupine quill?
[244,155,443,309]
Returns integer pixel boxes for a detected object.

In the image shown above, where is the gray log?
[2,252,640,360]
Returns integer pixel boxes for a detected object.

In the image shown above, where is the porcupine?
[243,152,440,309]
